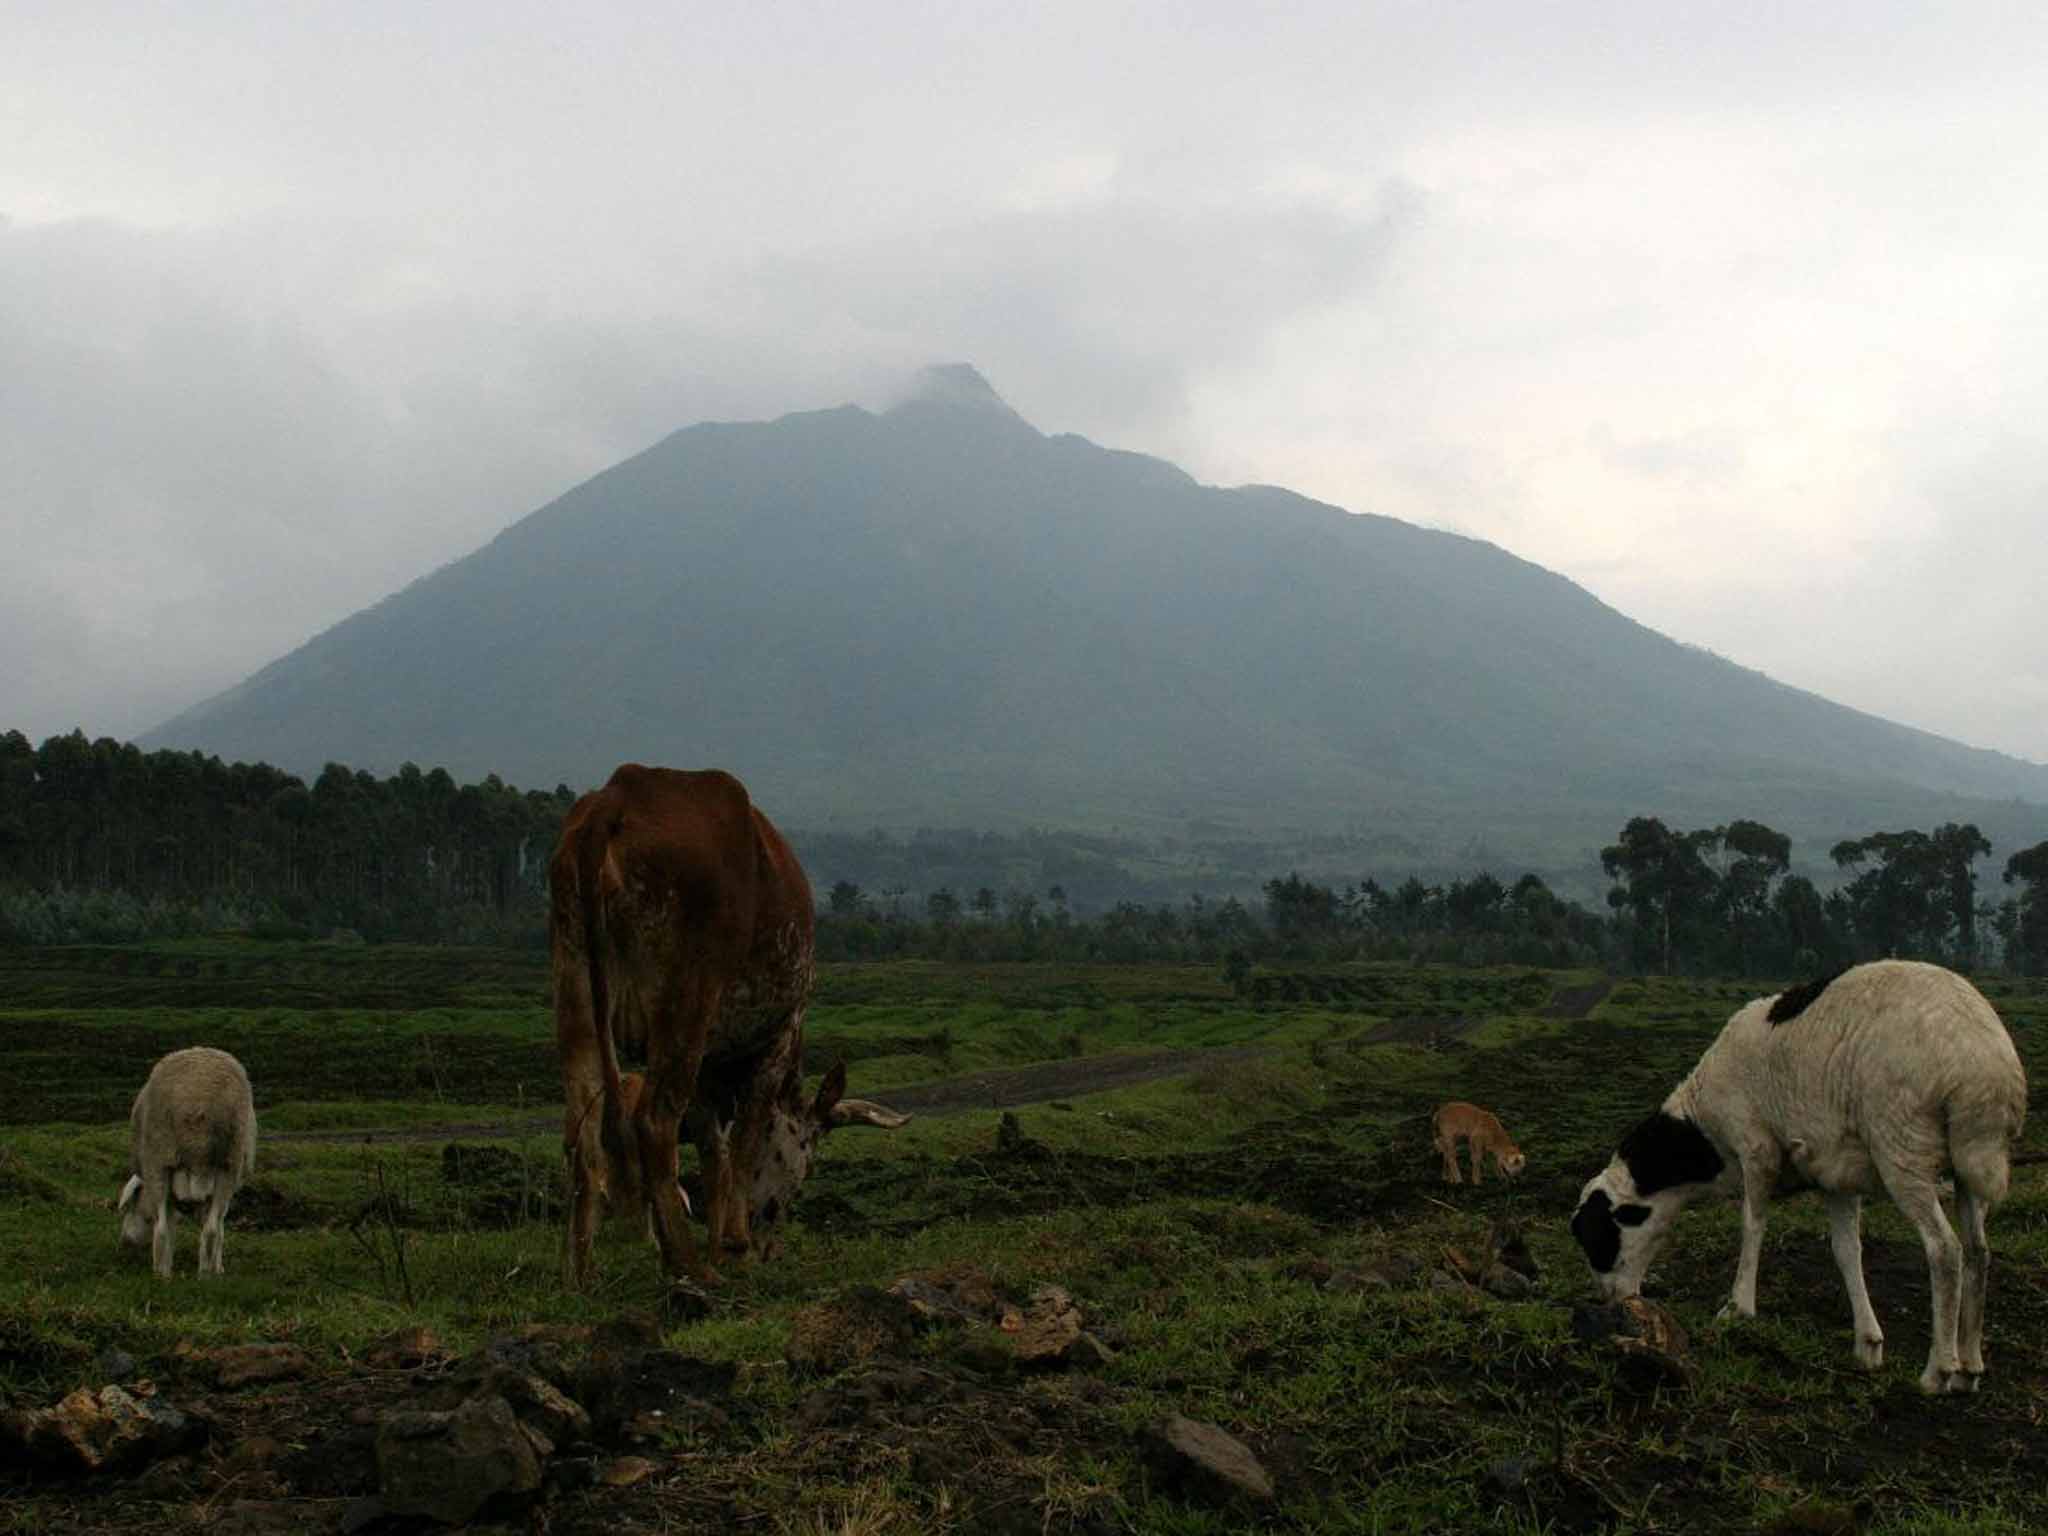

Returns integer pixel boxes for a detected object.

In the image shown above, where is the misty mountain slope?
[148,366,2048,870]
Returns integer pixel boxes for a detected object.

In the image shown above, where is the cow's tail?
[579,810,635,1195]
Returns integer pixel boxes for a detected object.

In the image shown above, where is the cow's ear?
[811,1061,847,1123]
[118,1174,142,1212]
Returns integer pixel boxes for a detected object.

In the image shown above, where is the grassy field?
[3,943,2048,1534]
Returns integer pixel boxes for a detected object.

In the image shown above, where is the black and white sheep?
[118,1046,258,1278]
[1569,960,2026,1393]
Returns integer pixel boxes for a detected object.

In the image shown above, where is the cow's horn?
[830,1099,911,1130]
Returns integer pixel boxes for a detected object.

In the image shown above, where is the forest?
[3,727,2046,975]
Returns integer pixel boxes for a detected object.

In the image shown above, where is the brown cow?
[551,764,907,1286]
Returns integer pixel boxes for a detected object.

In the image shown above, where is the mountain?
[147,365,2048,886]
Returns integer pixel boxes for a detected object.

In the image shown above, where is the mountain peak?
[886,363,1034,430]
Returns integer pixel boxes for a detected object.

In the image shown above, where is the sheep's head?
[117,1175,150,1246]
[743,1062,909,1235]
[1570,1165,1680,1300]
[1570,1111,1724,1299]
[1500,1147,1528,1178]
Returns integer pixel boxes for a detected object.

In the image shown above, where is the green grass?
[5,948,2048,1532]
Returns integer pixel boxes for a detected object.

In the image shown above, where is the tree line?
[0,729,574,945]
[2,729,2045,974]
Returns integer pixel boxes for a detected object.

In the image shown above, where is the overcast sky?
[6,2,2045,766]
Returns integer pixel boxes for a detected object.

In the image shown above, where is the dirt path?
[266,1044,1270,1145]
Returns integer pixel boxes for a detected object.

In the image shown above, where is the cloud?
[4,3,2048,766]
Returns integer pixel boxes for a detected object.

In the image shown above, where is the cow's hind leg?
[696,1116,746,1258]
[554,934,608,1290]
[645,983,718,1284]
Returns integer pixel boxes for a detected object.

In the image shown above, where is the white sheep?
[118,1047,258,1278]
[1569,960,2026,1393]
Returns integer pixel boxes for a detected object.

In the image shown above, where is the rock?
[1572,1297,1695,1389]
[600,1454,658,1487]
[375,1394,541,1525]
[663,1282,714,1324]
[1572,1297,1689,1352]
[424,1366,593,1446]
[197,1344,313,1389]
[337,1496,387,1535]
[1617,1297,1689,1356]
[434,1331,579,1403]
[1488,1217,1541,1281]
[365,1326,445,1371]
[888,1276,988,1326]
[1480,1262,1535,1299]
[2,1383,203,1475]
[277,1426,377,1499]
[571,1348,735,1440]
[1142,1414,1276,1508]
[1012,1285,1085,1366]
[96,1348,138,1383]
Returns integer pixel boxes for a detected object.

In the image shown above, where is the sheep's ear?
[118,1175,142,1212]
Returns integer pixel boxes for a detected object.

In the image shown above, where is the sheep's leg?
[1888,1174,1965,1392]
[150,1184,176,1279]
[1955,1183,1990,1387]
[197,1188,222,1276]
[1825,1192,1883,1369]
[1721,1160,1774,1319]
[1437,1133,1462,1185]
